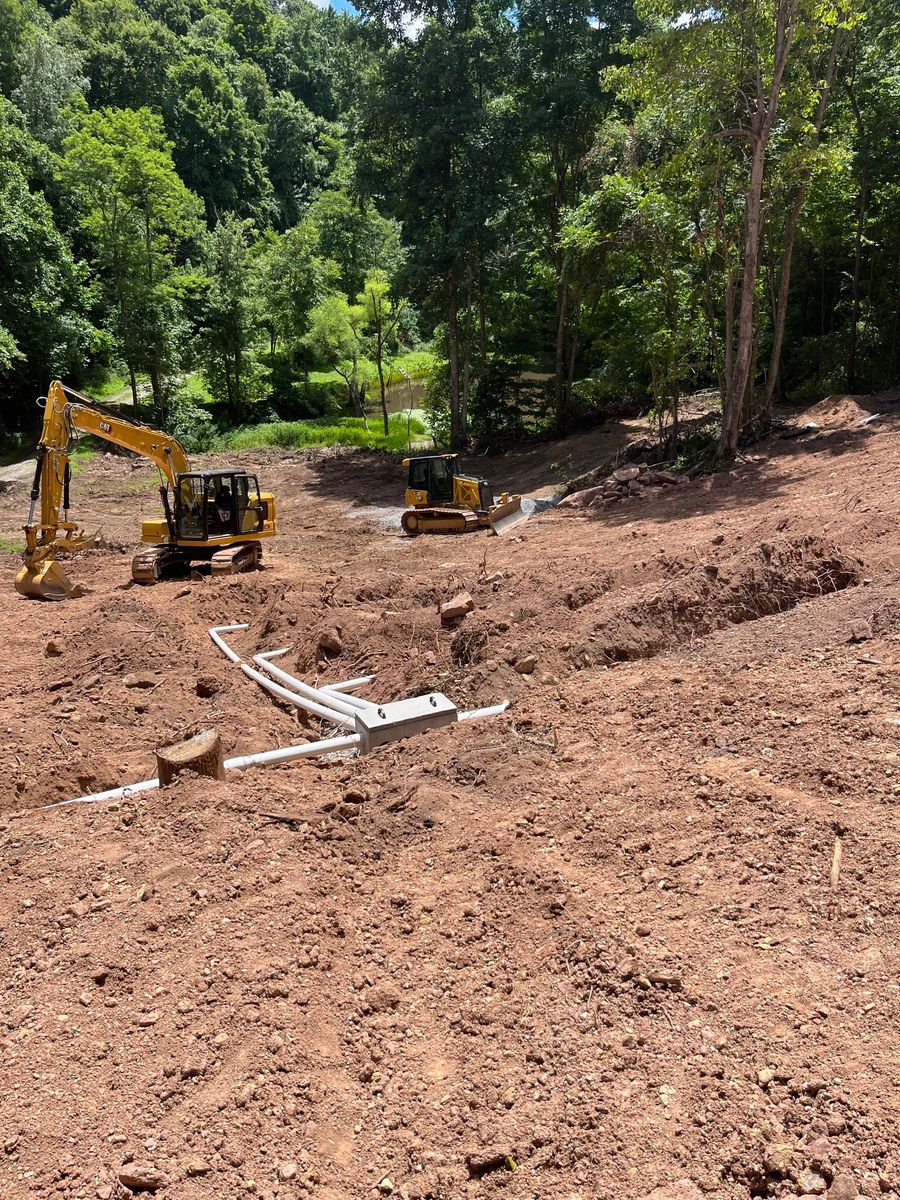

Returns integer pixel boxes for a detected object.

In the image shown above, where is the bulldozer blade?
[15,559,85,600]
[489,496,529,536]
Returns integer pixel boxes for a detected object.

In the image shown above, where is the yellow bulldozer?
[400,453,526,536]
[16,380,277,599]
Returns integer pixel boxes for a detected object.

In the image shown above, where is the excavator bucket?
[15,558,85,600]
[489,495,528,536]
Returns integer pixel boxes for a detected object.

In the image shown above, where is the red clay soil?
[2,394,900,1200]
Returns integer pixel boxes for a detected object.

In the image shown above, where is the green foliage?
[308,188,401,298]
[165,378,218,451]
[0,99,97,426]
[421,358,450,447]
[12,25,87,146]
[164,54,271,219]
[0,0,898,459]
[263,91,327,229]
[61,0,180,109]
[223,412,427,453]
[195,213,266,421]
[59,104,202,416]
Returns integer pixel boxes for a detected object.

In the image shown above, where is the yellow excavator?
[16,380,277,599]
[400,453,526,536]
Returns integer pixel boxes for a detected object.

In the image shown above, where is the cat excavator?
[15,380,277,599]
[400,453,526,536]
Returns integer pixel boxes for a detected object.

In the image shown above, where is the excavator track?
[210,541,263,577]
[131,545,184,584]
[401,508,482,537]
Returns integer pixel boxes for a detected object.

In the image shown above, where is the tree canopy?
[0,0,895,456]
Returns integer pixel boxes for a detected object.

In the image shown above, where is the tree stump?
[155,728,225,786]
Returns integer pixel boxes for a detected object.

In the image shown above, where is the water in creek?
[381,378,425,415]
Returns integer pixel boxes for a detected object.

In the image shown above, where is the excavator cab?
[173,471,266,541]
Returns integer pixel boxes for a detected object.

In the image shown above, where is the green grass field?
[222,413,429,453]
[307,350,437,391]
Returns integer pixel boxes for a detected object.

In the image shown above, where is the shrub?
[165,384,219,453]
[223,413,428,454]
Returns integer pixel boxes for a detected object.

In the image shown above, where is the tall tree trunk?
[377,362,389,437]
[763,187,804,411]
[478,256,487,368]
[847,74,868,393]
[127,361,139,414]
[234,344,243,423]
[847,181,867,392]
[720,132,767,459]
[723,267,735,404]
[718,0,799,459]
[765,28,846,411]
[448,271,462,451]
[149,369,163,424]
[461,268,472,438]
[554,271,569,433]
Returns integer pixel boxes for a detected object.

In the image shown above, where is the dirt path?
[1,394,900,1200]
[0,456,35,485]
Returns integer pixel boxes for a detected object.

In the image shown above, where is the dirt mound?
[801,388,900,430]
[568,537,862,667]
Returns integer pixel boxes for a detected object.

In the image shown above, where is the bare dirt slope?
[2,397,900,1200]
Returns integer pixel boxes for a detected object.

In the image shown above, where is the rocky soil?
[2,394,900,1200]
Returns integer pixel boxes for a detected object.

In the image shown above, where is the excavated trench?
[567,536,863,669]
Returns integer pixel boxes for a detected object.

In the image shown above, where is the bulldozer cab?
[407,455,456,504]
[175,471,265,541]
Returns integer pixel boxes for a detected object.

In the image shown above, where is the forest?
[0,0,897,459]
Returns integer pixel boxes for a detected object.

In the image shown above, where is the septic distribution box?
[354,693,459,753]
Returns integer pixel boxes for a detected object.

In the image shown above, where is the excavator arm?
[17,380,192,599]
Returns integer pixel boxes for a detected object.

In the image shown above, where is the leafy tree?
[358,267,405,435]
[61,0,180,109]
[196,213,264,420]
[0,99,97,429]
[304,293,372,424]
[263,90,327,228]
[164,53,272,220]
[276,0,356,120]
[222,0,275,72]
[309,187,400,298]
[0,0,39,97]
[515,0,641,430]
[356,0,519,449]
[12,24,87,146]
[254,216,335,355]
[623,0,862,458]
[59,105,203,414]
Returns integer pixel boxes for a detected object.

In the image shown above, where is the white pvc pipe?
[41,777,161,809]
[240,662,350,726]
[319,686,376,711]
[225,733,361,771]
[39,734,362,811]
[459,701,510,722]
[326,676,376,693]
[209,623,248,663]
[253,651,360,719]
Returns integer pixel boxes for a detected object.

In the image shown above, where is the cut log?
[156,728,225,786]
